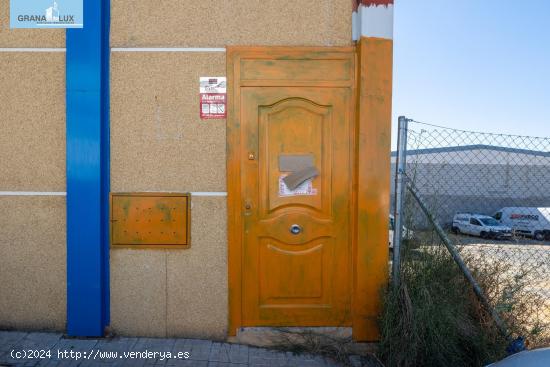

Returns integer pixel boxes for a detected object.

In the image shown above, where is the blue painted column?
[66,0,110,337]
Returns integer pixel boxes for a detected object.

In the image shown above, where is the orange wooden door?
[240,85,353,326]
[228,46,391,340]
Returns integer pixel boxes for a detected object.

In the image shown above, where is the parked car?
[494,207,550,241]
[486,347,550,367]
[452,213,512,239]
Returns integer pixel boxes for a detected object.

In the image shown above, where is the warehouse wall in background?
[109,0,352,338]
[0,3,66,331]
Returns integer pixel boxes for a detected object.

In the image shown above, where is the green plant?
[379,246,508,367]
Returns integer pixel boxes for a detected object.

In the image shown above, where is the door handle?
[290,224,302,235]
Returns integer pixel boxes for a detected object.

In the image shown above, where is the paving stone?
[37,359,80,367]
[114,338,177,367]
[81,339,136,367]
[248,348,288,367]
[134,338,176,352]
[1,361,25,367]
[173,339,212,361]
[0,332,350,367]
[2,333,62,366]
[0,331,28,354]
[164,352,193,367]
[36,359,61,367]
[208,343,231,363]
[248,347,286,359]
[95,336,139,364]
[167,359,207,367]
[286,353,338,367]
[49,337,99,362]
[349,355,362,367]
[227,344,248,364]
[96,337,138,350]
[0,331,28,366]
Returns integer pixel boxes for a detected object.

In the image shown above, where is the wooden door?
[228,47,357,328]
[241,87,352,326]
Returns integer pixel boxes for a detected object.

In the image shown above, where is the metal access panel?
[110,193,191,249]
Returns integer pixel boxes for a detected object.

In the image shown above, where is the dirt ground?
[451,233,550,344]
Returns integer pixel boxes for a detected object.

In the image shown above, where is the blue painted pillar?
[66,0,110,337]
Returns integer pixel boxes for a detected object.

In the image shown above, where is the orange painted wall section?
[227,44,393,341]
[353,36,393,341]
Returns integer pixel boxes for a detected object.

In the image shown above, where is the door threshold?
[227,327,377,356]
[231,326,352,346]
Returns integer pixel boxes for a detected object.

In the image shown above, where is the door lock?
[290,224,302,235]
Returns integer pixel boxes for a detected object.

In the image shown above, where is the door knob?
[290,224,302,235]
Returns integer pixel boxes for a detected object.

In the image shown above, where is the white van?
[494,207,550,241]
[452,213,512,239]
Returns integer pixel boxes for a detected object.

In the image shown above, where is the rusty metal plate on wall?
[110,193,190,249]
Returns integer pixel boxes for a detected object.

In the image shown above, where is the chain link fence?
[392,118,550,347]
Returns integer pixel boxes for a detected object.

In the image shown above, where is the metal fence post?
[392,116,409,285]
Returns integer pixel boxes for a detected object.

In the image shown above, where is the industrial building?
[391,145,550,227]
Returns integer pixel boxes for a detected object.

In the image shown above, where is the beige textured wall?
[110,249,167,337]
[0,54,66,190]
[166,196,227,339]
[109,0,351,338]
[110,197,227,338]
[0,7,66,332]
[110,52,228,338]
[0,54,66,331]
[111,0,351,47]
[0,197,66,330]
[0,3,64,47]
[110,52,226,192]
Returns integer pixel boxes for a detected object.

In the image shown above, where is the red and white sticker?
[200,77,226,119]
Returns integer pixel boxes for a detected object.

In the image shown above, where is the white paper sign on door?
[278,175,317,197]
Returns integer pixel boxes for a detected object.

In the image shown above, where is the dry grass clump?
[271,328,384,367]
[469,254,550,348]
[379,245,509,367]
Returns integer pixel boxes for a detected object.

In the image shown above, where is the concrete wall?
[109,0,352,338]
[0,8,66,331]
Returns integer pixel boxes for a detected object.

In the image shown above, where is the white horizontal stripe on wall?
[0,48,66,52]
[190,192,227,197]
[0,191,227,197]
[0,191,67,196]
[111,47,226,52]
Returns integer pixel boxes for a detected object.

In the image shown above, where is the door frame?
[226,44,392,341]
